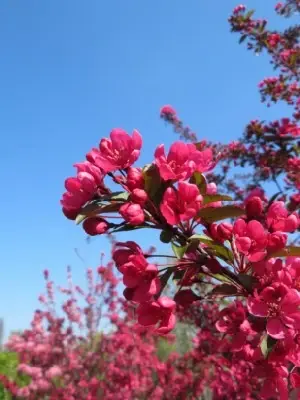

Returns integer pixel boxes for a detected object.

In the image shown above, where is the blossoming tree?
[1,0,299,399]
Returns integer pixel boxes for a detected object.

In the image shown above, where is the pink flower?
[154,141,197,181]
[245,196,264,218]
[245,187,267,203]
[123,268,161,303]
[131,189,148,205]
[113,242,160,302]
[46,366,63,379]
[160,181,203,225]
[92,128,142,172]
[216,302,253,351]
[112,241,143,270]
[126,167,144,191]
[267,231,287,252]
[137,297,176,334]
[74,161,104,186]
[233,219,268,262]
[119,202,145,225]
[192,148,216,173]
[160,105,177,118]
[267,201,299,232]
[82,217,109,236]
[60,189,90,212]
[248,283,300,339]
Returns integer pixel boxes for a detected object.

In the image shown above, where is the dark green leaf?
[202,194,233,205]
[197,205,245,223]
[208,284,238,297]
[75,202,121,224]
[237,274,258,291]
[189,235,234,263]
[111,224,147,233]
[239,34,247,44]
[206,243,234,264]
[171,242,188,259]
[268,246,300,258]
[143,164,162,198]
[160,230,174,243]
[156,268,173,298]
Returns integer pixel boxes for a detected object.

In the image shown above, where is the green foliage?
[0,352,30,399]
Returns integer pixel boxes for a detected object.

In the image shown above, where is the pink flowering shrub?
[1,1,300,399]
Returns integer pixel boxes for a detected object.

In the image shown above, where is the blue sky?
[0,0,293,336]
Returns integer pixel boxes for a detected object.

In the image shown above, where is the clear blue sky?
[0,0,293,336]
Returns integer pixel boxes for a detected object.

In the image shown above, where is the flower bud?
[83,217,109,236]
[217,222,233,240]
[131,189,148,205]
[245,196,264,218]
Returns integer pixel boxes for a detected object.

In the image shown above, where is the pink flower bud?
[119,202,145,225]
[83,217,109,236]
[245,196,264,218]
[126,167,144,191]
[217,222,233,240]
[131,189,148,205]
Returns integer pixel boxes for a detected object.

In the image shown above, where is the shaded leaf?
[197,205,245,223]
[160,230,173,244]
[238,274,258,291]
[208,284,238,297]
[189,234,234,264]
[190,172,207,194]
[111,224,147,233]
[189,234,214,245]
[76,202,121,224]
[206,243,234,264]
[156,268,173,298]
[239,34,247,44]
[268,246,300,258]
[143,164,162,198]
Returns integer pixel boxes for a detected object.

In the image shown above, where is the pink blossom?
[46,366,63,379]
[112,241,144,270]
[83,217,109,236]
[248,283,300,339]
[192,148,216,173]
[154,141,196,181]
[245,196,264,218]
[160,181,203,225]
[267,201,299,232]
[137,297,176,334]
[160,105,177,118]
[92,128,142,172]
[74,161,104,185]
[233,219,268,262]
[131,188,148,205]
[216,302,253,351]
[267,231,287,252]
[119,202,145,225]
[126,167,144,191]
[278,119,300,137]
